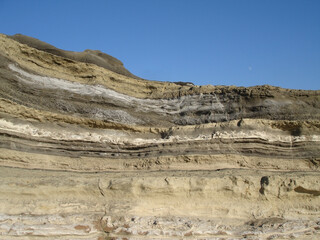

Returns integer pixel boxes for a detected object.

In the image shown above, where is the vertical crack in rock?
[98,179,105,197]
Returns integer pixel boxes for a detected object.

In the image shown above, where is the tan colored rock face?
[0,34,319,239]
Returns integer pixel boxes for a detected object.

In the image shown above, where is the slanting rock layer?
[0,33,319,239]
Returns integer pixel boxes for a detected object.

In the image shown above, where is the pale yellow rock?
[0,33,319,239]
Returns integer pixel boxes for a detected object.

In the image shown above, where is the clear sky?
[1,0,319,90]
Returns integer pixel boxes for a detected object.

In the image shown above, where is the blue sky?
[1,0,319,90]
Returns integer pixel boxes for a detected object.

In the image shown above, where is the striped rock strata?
[0,34,320,239]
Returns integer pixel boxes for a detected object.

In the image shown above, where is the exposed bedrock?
[0,33,319,239]
[1,167,320,239]
[1,61,319,126]
[8,33,140,79]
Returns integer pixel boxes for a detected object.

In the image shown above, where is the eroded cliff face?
[0,34,319,239]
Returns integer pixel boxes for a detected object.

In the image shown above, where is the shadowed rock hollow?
[0,33,319,239]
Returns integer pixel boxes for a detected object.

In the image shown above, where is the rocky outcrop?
[0,33,319,239]
[9,34,139,79]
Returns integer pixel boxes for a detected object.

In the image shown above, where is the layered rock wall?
[0,34,319,239]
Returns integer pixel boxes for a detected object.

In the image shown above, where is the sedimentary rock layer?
[0,34,319,239]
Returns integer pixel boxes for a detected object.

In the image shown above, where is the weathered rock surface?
[0,34,319,239]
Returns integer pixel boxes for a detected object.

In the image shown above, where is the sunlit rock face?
[0,34,320,240]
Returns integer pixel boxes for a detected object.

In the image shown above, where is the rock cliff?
[0,34,319,239]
